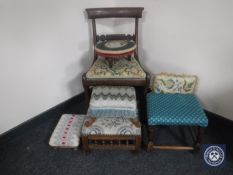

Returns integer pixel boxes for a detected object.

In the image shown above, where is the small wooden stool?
[147,73,208,152]
[81,117,141,152]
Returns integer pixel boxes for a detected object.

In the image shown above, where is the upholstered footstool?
[87,86,138,119]
[81,117,141,152]
[49,114,85,148]
[147,73,208,152]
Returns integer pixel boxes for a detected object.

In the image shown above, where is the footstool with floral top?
[81,117,141,152]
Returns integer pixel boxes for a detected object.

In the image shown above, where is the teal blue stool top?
[147,93,208,127]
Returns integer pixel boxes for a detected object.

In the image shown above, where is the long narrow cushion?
[152,73,197,94]
[82,117,141,136]
[147,93,208,127]
[88,86,138,118]
[86,56,146,79]
[49,114,85,148]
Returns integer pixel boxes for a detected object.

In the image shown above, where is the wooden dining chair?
[82,7,150,124]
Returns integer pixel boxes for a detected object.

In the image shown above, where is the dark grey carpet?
[0,97,233,175]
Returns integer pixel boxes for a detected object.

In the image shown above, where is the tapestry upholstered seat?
[87,86,138,118]
[86,57,146,79]
[82,117,141,136]
[81,116,141,152]
[147,73,208,152]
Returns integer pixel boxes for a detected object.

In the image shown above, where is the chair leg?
[193,126,203,151]
[82,74,90,109]
[147,126,155,152]
[82,136,90,154]
[135,136,142,151]
[143,72,150,126]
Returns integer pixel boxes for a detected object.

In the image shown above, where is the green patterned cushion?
[152,73,197,94]
[86,56,146,79]
[147,93,208,127]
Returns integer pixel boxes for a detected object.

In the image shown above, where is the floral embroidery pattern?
[82,117,141,136]
[153,73,197,94]
[86,57,146,79]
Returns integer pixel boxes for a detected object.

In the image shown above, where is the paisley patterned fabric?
[82,117,141,136]
[152,73,197,94]
[88,86,138,118]
[86,56,146,79]
[147,93,208,127]
[49,114,85,148]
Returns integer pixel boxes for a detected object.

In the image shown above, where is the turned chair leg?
[82,75,91,110]
[135,136,142,151]
[82,136,90,154]
[193,126,203,151]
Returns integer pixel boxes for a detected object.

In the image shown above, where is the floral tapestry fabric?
[88,86,138,118]
[82,117,141,136]
[152,73,198,94]
[49,114,86,148]
[86,56,146,79]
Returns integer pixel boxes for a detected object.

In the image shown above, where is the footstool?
[87,86,138,118]
[81,117,141,152]
[147,73,208,152]
[49,114,85,148]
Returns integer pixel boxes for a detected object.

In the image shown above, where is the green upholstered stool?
[147,73,208,152]
[147,93,208,127]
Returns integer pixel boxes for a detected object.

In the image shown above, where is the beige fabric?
[49,114,85,148]
[86,57,146,79]
[82,117,141,136]
[152,73,198,94]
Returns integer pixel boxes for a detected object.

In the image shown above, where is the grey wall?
[0,0,233,133]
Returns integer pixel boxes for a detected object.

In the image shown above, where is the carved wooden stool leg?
[82,136,90,154]
[135,136,142,151]
[147,126,155,152]
[193,126,203,151]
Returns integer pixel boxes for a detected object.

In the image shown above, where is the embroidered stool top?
[147,93,208,127]
[82,117,141,136]
[49,114,85,148]
[88,86,138,118]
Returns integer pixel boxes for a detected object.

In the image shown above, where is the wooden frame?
[82,7,150,125]
[147,126,204,152]
[82,135,141,153]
